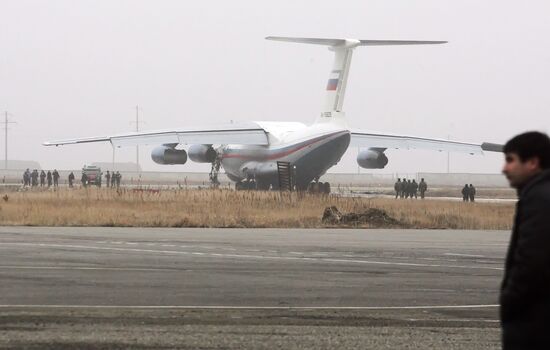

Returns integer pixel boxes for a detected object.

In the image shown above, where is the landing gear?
[307,181,331,194]
[256,180,271,191]
[308,182,320,193]
[322,182,331,194]
[235,180,257,191]
[209,148,222,188]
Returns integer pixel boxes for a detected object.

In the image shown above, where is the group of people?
[21,169,122,188]
[394,178,428,199]
[22,169,60,188]
[104,170,122,188]
[461,184,477,202]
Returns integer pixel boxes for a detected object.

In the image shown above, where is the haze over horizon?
[1,0,548,174]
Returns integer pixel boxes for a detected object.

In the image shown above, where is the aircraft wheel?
[257,181,270,191]
[235,182,244,191]
[322,182,331,194]
[309,182,320,193]
[317,182,324,193]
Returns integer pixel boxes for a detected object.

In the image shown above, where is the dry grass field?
[0,188,514,229]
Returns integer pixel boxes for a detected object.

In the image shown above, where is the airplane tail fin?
[266,37,446,126]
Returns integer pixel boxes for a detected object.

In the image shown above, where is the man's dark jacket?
[500,170,550,348]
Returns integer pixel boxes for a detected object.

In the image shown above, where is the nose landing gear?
[209,148,223,188]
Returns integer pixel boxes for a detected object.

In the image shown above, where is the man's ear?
[526,157,541,171]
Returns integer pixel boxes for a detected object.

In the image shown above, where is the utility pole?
[130,105,144,172]
[2,111,16,170]
[357,147,360,174]
[135,105,139,172]
[447,134,450,173]
[112,146,116,171]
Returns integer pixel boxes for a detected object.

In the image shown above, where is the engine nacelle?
[188,144,217,163]
[151,146,188,165]
[357,148,389,169]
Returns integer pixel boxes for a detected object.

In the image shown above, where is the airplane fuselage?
[219,121,350,190]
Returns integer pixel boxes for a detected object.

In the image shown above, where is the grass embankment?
[0,188,514,229]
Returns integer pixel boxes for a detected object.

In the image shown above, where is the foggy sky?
[1,0,549,174]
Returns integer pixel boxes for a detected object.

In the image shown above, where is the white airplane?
[44,36,502,192]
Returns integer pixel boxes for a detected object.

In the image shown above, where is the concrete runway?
[0,227,509,349]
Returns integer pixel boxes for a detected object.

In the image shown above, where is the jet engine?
[357,148,389,169]
[188,144,217,163]
[151,145,188,165]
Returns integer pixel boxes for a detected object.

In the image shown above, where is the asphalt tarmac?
[0,227,509,349]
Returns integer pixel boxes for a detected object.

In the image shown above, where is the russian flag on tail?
[326,70,341,91]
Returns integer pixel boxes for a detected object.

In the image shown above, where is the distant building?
[91,162,141,172]
[0,160,42,170]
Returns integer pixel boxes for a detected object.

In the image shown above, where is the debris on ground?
[322,206,404,227]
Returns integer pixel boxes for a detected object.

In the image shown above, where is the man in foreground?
[500,131,550,349]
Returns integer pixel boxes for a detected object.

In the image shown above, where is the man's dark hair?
[504,131,550,169]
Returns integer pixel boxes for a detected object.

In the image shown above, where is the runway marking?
[444,253,487,258]
[0,265,184,272]
[406,318,499,323]
[0,304,499,310]
[0,243,504,271]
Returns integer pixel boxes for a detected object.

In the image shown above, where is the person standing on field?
[394,178,401,199]
[68,172,75,188]
[469,184,476,202]
[411,179,418,199]
[105,171,111,189]
[31,169,38,187]
[419,178,428,199]
[81,172,88,187]
[115,171,121,188]
[461,184,470,202]
[52,169,60,187]
[23,169,30,187]
[39,170,46,187]
[47,171,52,187]
[500,131,550,349]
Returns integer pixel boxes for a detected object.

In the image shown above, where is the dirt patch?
[322,206,405,228]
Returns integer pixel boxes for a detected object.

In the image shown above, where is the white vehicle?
[44,36,502,191]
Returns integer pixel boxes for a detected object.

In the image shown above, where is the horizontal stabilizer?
[266,36,447,47]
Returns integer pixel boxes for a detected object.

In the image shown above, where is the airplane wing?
[43,122,269,147]
[350,130,503,155]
